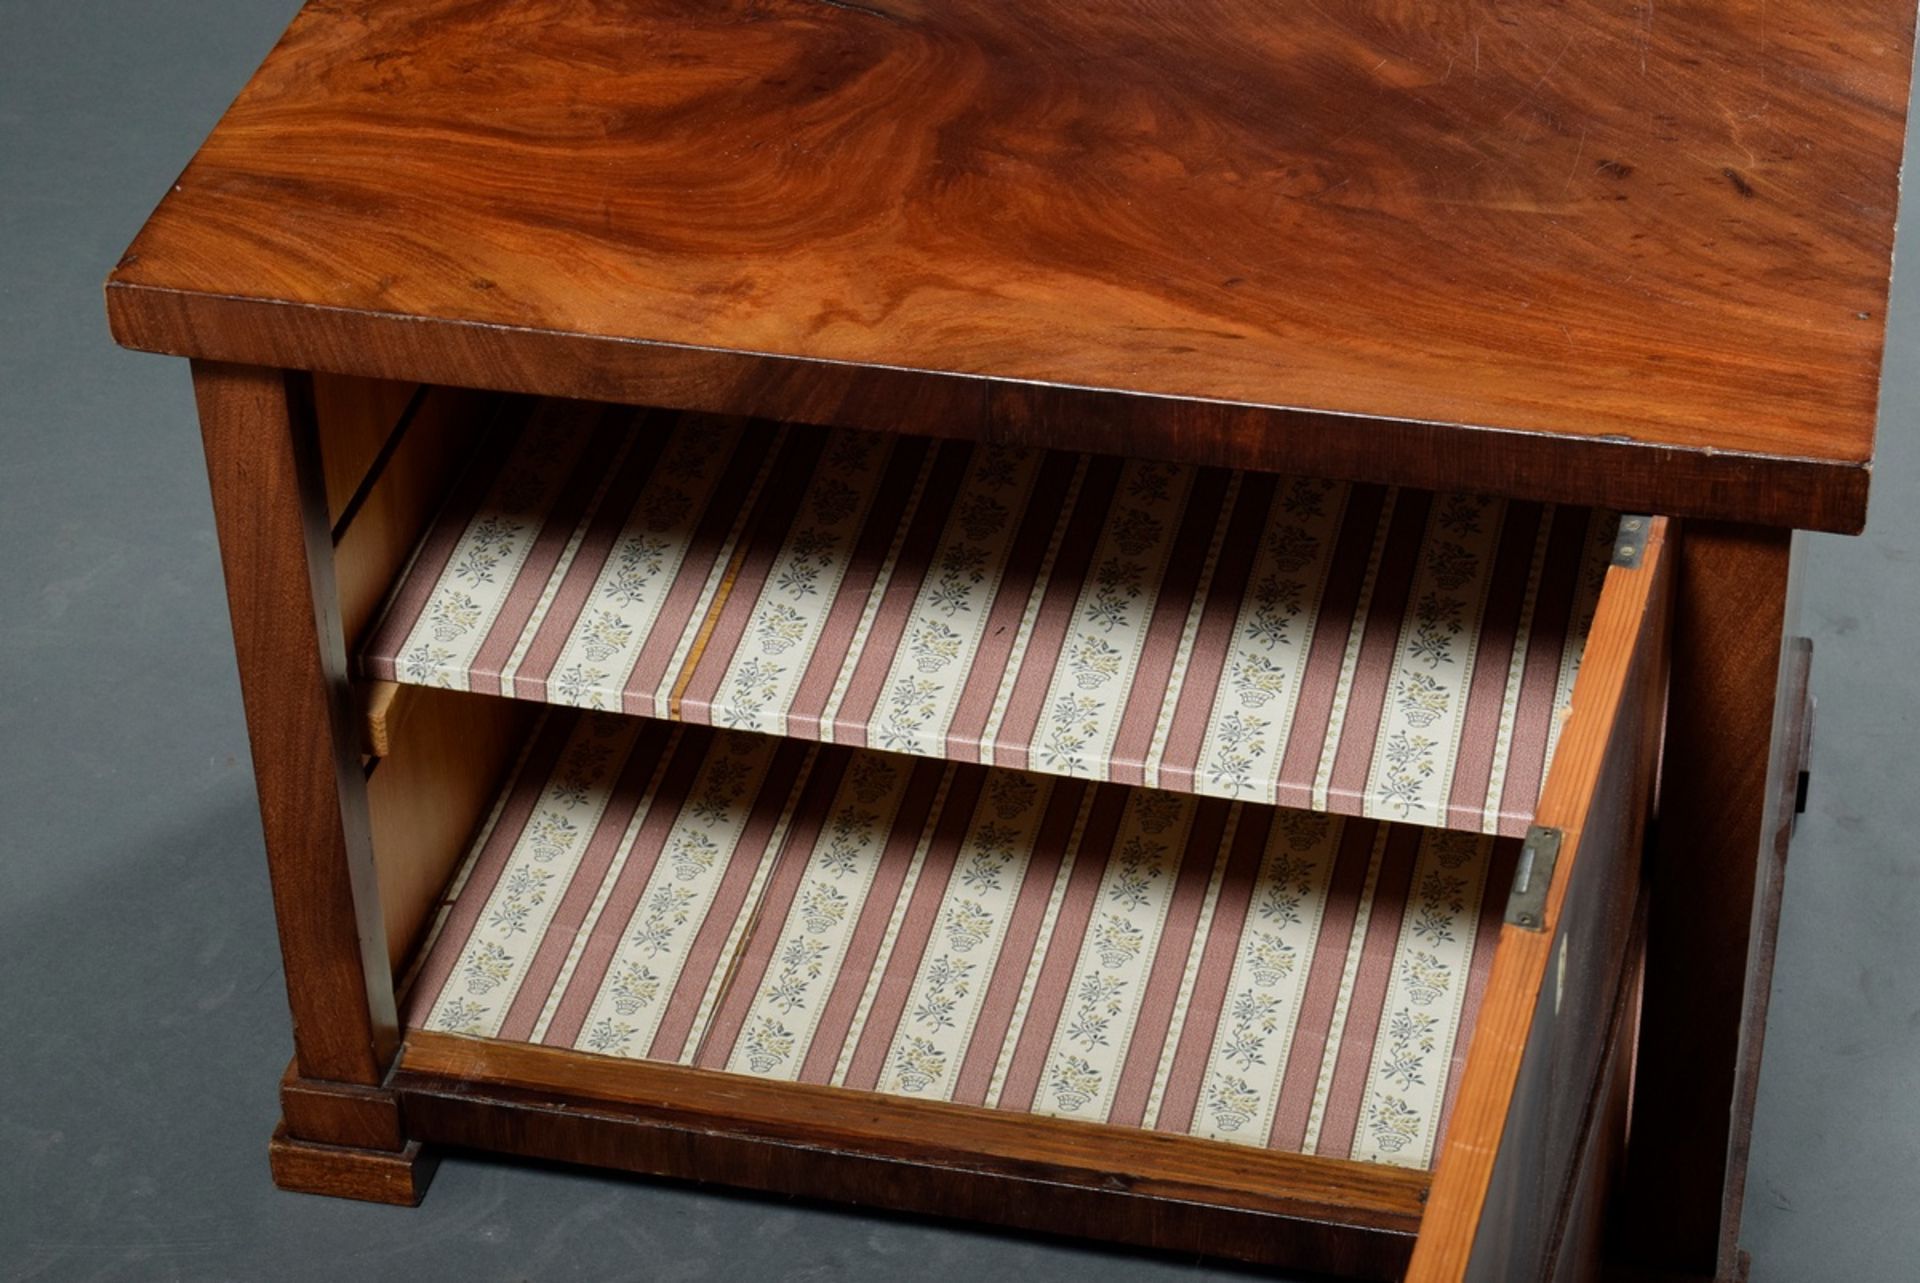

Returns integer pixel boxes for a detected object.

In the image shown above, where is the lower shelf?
[404,708,1519,1173]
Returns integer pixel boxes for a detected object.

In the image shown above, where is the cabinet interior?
[313,371,1638,1239]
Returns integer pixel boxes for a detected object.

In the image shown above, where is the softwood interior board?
[313,372,417,528]
[365,686,535,970]
[400,708,1520,1173]
[332,385,495,650]
[362,399,1617,837]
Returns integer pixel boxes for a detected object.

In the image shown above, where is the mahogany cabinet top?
[108,0,1916,532]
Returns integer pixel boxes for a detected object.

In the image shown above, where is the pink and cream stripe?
[363,406,1614,836]
[404,712,1516,1170]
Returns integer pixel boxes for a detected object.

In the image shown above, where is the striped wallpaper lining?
[404,711,1517,1171]
[363,400,1615,836]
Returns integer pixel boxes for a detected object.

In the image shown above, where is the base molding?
[280,1062,408,1152]
[269,1121,437,1206]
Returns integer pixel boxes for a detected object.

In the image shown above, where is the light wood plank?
[365,687,534,970]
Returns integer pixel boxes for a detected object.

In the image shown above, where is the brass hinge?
[1505,825,1563,931]
[1612,514,1653,568]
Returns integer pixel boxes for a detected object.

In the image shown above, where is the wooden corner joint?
[279,1060,409,1153]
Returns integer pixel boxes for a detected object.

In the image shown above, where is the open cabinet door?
[1406,517,1674,1282]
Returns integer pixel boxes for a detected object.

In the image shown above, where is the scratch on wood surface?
[1495,35,1576,127]
[1530,36,1576,93]
[808,0,901,21]
[1563,126,1590,195]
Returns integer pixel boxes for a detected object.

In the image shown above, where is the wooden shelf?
[402,707,1518,1172]
[361,400,1616,837]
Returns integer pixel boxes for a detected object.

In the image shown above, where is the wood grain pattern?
[268,1122,436,1205]
[395,1031,1423,1277]
[191,361,397,1086]
[365,687,534,970]
[361,679,407,759]
[313,373,416,528]
[1404,516,1672,1282]
[1618,526,1798,1275]
[1545,898,1644,1283]
[333,385,493,650]
[279,1062,407,1152]
[109,0,1915,532]
[1712,635,1813,1275]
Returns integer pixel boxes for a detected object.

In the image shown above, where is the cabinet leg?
[192,361,398,1086]
[270,1122,437,1206]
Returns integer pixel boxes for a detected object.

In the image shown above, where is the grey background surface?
[3,2,1917,1278]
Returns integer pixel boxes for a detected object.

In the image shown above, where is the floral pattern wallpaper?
[363,407,1617,839]
[519,417,750,717]
[1027,788,1193,1120]
[419,711,645,1039]
[1194,476,1346,804]
[375,407,1625,1174]
[1361,492,1501,823]
[407,713,1513,1172]
[867,444,1049,758]
[710,429,896,738]
[1187,810,1344,1142]
[1019,459,1192,778]
[719,751,917,1080]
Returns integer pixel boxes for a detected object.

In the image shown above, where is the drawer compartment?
[359,399,1618,836]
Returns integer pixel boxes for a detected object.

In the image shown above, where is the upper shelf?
[105,0,1913,531]
[361,400,1615,838]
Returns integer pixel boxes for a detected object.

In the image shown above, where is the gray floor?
[4,2,1918,1279]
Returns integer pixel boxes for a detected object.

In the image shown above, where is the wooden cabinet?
[110,2,1906,1278]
